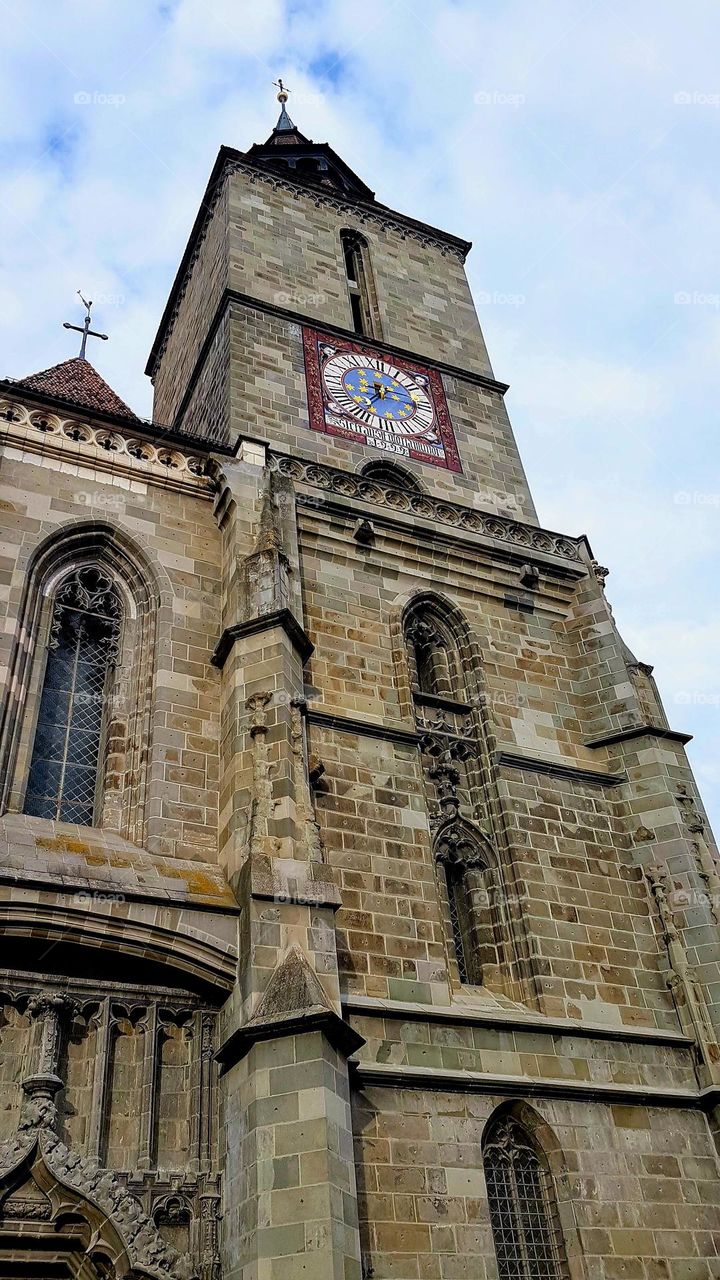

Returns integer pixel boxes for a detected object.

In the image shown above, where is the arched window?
[483,1114,569,1280]
[360,460,421,492]
[434,823,503,986]
[340,229,381,339]
[23,566,122,825]
[404,614,460,700]
[398,593,519,999]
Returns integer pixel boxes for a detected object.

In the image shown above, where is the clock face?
[322,353,435,437]
[303,329,462,472]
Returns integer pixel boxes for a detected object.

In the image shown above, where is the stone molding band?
[216,1009,365,1073]
[350,1060,719,1112]
[307,709,421,747]
[496,750,626,788]
[0,394,213,493]
[341,994,693,1048]
[273,456,585,566]
[586,725,693,749]
[306,715,633,788]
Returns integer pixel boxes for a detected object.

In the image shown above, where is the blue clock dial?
[322,352,435,438]
[341,365,417,422]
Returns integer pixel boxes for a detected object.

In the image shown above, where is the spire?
[244,81,376,201]
[272,78,296,133]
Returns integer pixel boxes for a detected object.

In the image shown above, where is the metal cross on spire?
[63,291,109,360]
[272,78,296,132]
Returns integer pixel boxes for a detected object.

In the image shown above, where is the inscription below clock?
[303,329,462,473]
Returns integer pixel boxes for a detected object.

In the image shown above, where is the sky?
[0,0,717,829]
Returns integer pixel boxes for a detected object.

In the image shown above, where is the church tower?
[0,87,718,1280]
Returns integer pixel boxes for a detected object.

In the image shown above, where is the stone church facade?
[0,97,718,1280]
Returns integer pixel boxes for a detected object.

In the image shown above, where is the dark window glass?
[341,230,375,337]
[349,291,365,334]
[445,861,470,982]
[24,567,122,826]
[361,462,421,492]
[343,240,359,283]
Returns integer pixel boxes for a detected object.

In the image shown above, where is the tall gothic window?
[434,827,503,987]
[24,566,122,825]
[340,229,380,338]
[483,1115,569,1280]
[402,595,514,997]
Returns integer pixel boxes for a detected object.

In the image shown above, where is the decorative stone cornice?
[268,453,585,565]
[0,396,212,495]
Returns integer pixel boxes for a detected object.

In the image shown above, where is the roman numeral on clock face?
[322,350,436,437]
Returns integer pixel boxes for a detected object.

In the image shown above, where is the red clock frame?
[302,327,463,473]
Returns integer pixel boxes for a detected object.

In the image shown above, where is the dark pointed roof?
[245,112,376,202]
[15,357,137,419]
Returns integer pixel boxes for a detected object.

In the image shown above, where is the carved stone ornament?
[0,1126,195,1280]
[269,453,584,563]
[405,617,441,652]
[433,817,495,871]
[646,865,720,1078]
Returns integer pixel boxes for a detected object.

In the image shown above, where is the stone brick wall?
[151,179,229,427]
[0,412,222,860]
[352,1087,720,1280]
[225,303,537,518]
[280,478,717,1034]
[225,166,493,377]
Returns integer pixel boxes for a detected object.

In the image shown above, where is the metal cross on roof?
[63,291,109,360]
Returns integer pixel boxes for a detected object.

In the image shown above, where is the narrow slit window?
[443,861,484,985]
[24,567,122,826]
[445,861,472,983]
[340,229,378,338]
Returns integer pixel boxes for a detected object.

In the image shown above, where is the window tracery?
[24,567,123,825]
[484,1115,569,1280]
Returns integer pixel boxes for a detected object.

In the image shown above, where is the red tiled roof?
[16,357,137,419]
